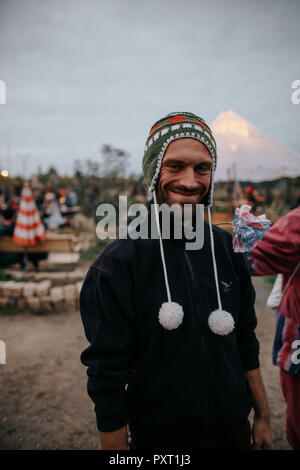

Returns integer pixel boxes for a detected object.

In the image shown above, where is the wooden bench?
[0,232,97,253]
[0,233,77,253]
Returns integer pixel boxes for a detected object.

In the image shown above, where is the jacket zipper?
[183,249,214,448]
[183,250,201,319]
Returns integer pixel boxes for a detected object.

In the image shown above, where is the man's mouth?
[169,188,202,197]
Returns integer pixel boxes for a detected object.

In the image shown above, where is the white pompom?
[158,301,184,330]
[208,309,235,336]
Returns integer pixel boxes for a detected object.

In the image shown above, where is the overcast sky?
[0,0,299,177]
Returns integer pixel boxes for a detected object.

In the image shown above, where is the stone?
[50,287,64,303]
[52,272,69,280]
[36,280,51,297]
[67,271,84,281]
[1,281,16,297]
[23,282,36,297]
[76,281,83,294]
[10,282,25,297]
[64,284,76,301]
[34,272,57,280]
[48,253,80,264]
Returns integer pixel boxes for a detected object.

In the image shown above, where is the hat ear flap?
[201,170,214,208]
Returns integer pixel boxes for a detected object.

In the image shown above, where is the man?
[249,206,300,449]
[80,112,272,450]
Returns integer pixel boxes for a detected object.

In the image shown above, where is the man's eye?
[196,166,211,173]
[168,163,181,169]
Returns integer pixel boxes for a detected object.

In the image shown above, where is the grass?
[263,274,277,285]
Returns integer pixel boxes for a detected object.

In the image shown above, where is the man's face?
[156,138,212,209]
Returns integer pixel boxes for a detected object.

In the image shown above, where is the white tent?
[211,109,300,182]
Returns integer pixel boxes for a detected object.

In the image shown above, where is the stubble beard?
[154,182,209,230]
[155,182,208,211]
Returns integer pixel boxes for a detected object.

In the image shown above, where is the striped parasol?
[13,181,46,246]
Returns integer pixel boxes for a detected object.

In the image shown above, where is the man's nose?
[179,167,200,190]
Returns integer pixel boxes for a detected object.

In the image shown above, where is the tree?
[73,159,83,178]
[85,159,100,178]
[100,144,130,179]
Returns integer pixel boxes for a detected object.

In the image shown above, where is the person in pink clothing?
[249,206,300,449]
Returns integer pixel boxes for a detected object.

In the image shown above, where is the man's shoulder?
[91,237,135,270]
[204,220,232,245]
[84,238,137,295]
[90,234,155,274]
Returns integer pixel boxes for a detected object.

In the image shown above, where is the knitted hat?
[142,111,235,336]
[142,111,217,207]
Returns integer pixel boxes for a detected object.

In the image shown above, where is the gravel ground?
[0,277,292,450]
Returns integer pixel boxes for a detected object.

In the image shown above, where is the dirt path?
[0,277,291,450]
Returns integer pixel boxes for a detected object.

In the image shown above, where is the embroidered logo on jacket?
[221,281,232,293]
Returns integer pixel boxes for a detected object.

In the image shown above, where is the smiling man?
[80,112,272,450]
[156,138,212,207]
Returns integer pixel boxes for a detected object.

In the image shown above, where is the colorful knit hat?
[142,111,235,336]
[142,111,217,207]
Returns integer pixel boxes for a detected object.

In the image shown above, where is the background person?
[249,206,300,449]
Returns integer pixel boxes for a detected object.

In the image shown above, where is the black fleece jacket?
[80,200,260,445]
